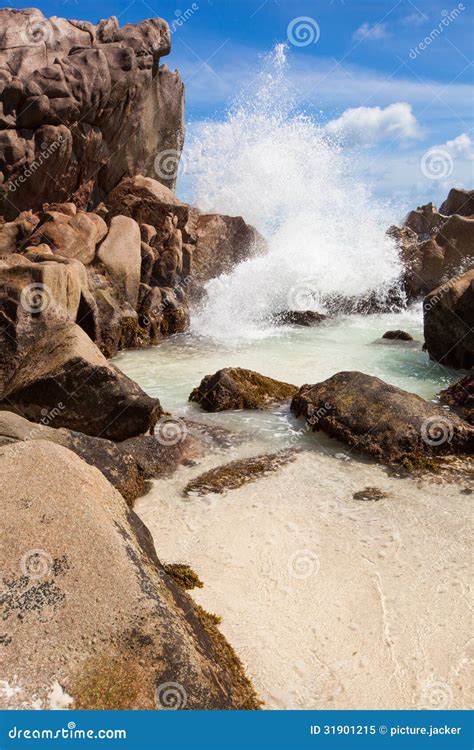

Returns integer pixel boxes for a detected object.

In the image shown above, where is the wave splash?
[185,44,403,340]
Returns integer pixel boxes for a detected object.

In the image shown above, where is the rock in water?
[290,371,473,464]
[0,440,260,709]
[424,269,474,370]
[0,9,184,218]
[184,450,298,495]
[382,330,414,341]
[272,310,327,326]
[189,368,298,411]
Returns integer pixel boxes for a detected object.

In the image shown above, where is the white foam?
[183,45,404,340]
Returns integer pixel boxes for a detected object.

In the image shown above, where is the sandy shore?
[136,450,473,710]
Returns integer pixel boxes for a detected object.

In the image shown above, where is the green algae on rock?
[189,367,298,412]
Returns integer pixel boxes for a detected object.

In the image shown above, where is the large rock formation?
[439,372,473,426]
[291,371,473,464]
[0,8,184,219]
[190,367,297,412]
[424,269,474,370]
[0,440,260,709]
[0,291,162,440]
[390,189,474,299]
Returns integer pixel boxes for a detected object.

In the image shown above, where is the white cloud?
[402,12,428,27]
[353,22,389,41]
[442,133,474,159]
[324,103,423,144]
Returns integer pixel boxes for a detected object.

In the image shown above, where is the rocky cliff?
[0,8,184,219]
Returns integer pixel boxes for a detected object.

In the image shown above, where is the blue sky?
[16,0,474,204]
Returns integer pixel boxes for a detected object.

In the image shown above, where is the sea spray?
[183,44,404,340]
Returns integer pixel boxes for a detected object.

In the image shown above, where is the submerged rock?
[291,371,473,465]
[353,487,389,502]
[439,372,473,425]
[382,330,414,341]
[184,450,298,495]
[0,440,260,709]
[189,368,298,412]
[272,310,327,326]
[424,269,474,370]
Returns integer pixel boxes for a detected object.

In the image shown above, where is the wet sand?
[136,450,473,710]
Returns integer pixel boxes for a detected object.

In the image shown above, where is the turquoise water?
[114,306,460,455]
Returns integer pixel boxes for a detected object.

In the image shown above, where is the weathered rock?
[0,253,99,336]
[0,410,146,503]
[439,372,473,425]
[290,371,473,464]
[97,215,142,307]
[190,368,298,412]
[106,175,265,291]
[434,215,474,273]
[0,9,184,219]
[28,209,107,264]
[0,294,162,440]
[424,270,474,369]
[382,330,414,341]
[184,450,298,495]
[440,188,474,217]
[403,202,444,237]
[273,310,327,326]
[0,440,260,709]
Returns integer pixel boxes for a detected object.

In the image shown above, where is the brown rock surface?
[439,188,474,217]
[0,440,260,709]
[190,368,298,412]
[424,270,474,370]
[439,372,473,425]
[0,294,162,440]
[0,9,184,219]
[290,371,473,464]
